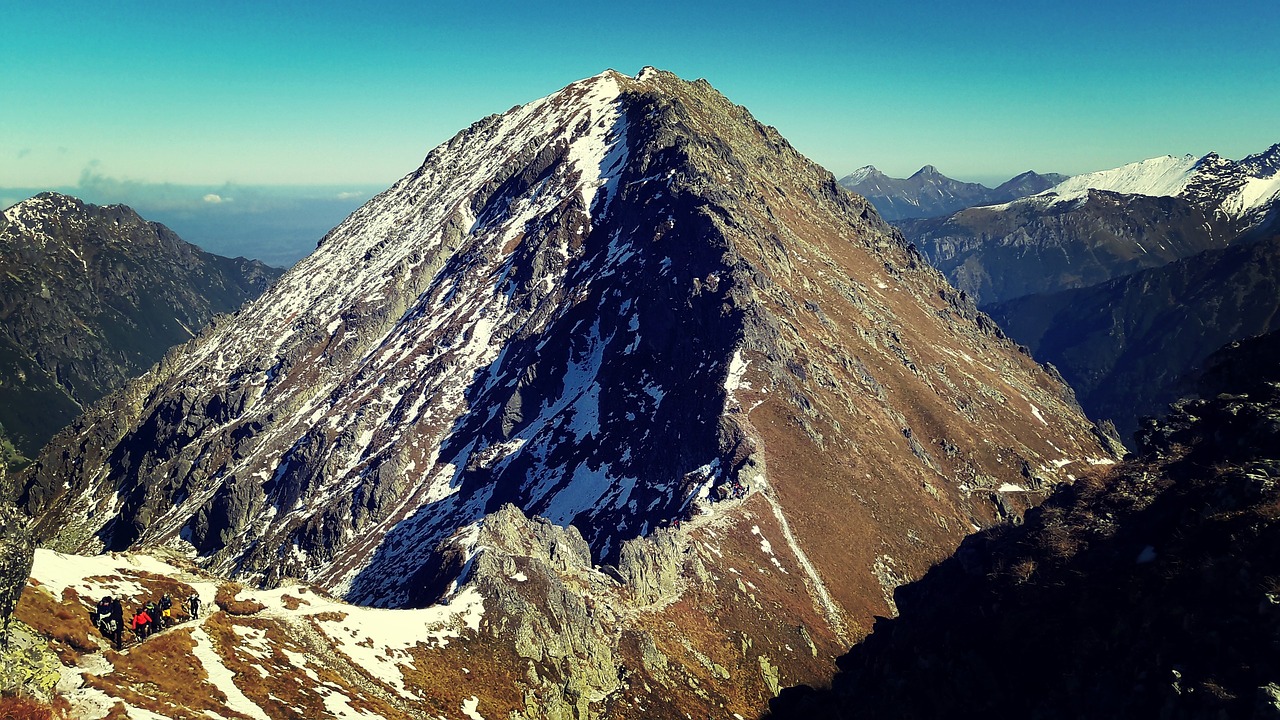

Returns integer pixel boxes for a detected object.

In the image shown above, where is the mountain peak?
[840,165,882,185]
[19,69,1114,715]
[912,164,942,178]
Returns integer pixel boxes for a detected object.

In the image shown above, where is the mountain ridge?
[902,143,1280,307]
[837,165,1066,222]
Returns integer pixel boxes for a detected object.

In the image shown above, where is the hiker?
[95,596,123,649]
[159,593,173,628]
[131,606,152,641]
[107,597,124,649]
[144,600,160,635]
[187,593,201,619]
[94,596,112,627]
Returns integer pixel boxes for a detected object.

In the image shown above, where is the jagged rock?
[0,504,33,643]
[617,530,681,606]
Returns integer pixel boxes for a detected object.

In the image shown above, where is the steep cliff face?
[767,330,1280,720]
[0,193,281,462]
[988,233,1280,442]
[18,68,1111,712]
[902,190,1230,307]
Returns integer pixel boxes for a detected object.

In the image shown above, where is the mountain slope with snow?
[903,143,1280,306]
[15,68,1112,716]
[1030,145,1280,225]
[1042,154,1200,202]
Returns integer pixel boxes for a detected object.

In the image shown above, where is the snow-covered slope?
[24,548,487,720]
[1043,154,1199,202]
[1030,145,1280,225]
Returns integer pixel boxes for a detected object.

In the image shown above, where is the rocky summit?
[0,193,281,466]
[16,68,1113,715]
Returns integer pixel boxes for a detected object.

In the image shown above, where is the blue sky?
[3,1,1278,236]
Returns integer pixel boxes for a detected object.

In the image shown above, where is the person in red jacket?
[130,606,152,642]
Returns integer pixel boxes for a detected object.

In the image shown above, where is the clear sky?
[3,0,1278,191]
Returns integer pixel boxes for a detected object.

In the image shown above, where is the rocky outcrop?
[0,193,281,464]
[0,623,62,700]
[767,330,1280,720]
[0,504,33,643]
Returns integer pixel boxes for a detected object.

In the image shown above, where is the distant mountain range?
[894,144,1280,444]
[988,229,1280,442]
[903,145,1280,307]
[837,165,1067,221]
[0,193,281,468]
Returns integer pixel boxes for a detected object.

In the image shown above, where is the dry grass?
[0,695,65,720]
[84,628,245,720]
[214,583,266,616]
[396,627,525,719]
[201,612,402,720]
[13,583,99,662]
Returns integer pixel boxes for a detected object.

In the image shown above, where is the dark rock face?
[0,504,33,641]
[988,233,1280,442]
[903,189,1231,307]
[766,330,1280,720]
[0,193,281,463]
[991,170,1070,201]
[837,165,1064,222]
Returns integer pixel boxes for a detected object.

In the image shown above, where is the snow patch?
[1029,403,1048,426]
[1042,154,1199,201]
[191,625,272,720]
[462,696,486,720]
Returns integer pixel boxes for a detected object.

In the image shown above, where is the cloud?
[15,148,31,160]
[336,191,368,200]
[202,193,230,204]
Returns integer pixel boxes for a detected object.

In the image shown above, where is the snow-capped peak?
[1042,154,1200,202]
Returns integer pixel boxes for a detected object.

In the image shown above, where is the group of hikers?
[91,592,203,650]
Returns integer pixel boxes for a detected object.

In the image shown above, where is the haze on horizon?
[4,0,1277,267]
